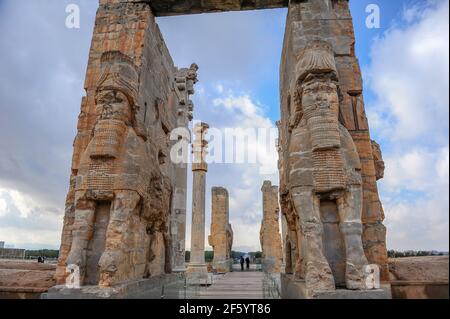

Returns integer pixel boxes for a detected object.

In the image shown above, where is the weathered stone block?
[260,181,283,273]
[209,187,233,274]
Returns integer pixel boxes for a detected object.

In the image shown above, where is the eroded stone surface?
[260,181,283,273]
[56,1,195,287]
[0,260,56,299]
[389,256,449,283]
[278,1,389,297]
[209,187,233,273]
[389,256,449,299]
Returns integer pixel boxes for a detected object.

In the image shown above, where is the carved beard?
[301,81,347,194]
[98,103,114,120]
[95,90,132,125]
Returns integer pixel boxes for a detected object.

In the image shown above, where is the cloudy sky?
[0,0,448,252]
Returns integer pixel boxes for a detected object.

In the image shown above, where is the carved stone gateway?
[209,187,234,274]
[260,181,283,273]
[51,0,390,299]
[171,64,198,272]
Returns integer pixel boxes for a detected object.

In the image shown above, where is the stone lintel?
[142,0,290,17]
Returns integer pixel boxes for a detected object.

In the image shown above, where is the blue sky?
[0,0,448,252]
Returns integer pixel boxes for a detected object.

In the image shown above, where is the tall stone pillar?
[171,64,198,272]
[208,187,233,274]
[260,181,283,273]
[186,122,212,284]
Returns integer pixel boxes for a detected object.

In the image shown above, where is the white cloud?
[0,186,63,249]
[0,198,7,217]
[383,147,449,193]
[0,0,96,249]
[367,0,449,251]
[366,0,449,144]
[213,94,273,129]
[215,83,224,94]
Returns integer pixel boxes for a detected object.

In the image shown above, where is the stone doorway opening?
[84,201,111,286]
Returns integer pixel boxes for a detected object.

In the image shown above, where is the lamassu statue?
[285,40,369,294]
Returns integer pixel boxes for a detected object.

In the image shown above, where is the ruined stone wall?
[260,181,283,273]
[55,0,192,286]
[278,0,388,280]
[208,187,233,273]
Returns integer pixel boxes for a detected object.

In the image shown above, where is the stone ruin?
[278,0,389,298]
[260,181,283,273]
[186,122,212,285]
[50,0,390,299]
[54,1,198,288]
[209,187,234,274]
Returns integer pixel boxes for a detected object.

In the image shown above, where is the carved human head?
[296,40,340,120]
[301,75,340,119]
[95,90,132,123]
[95,51,139,125]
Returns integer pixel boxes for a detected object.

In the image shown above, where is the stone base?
[281,274,392,299]
[262,258,282,273]
[186,264,212,285]
[213,259,233,274]
[42,273,185,299]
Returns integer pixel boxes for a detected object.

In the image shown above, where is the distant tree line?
[185,250,263,262]
[388,250,448,258]
[185,251,214,262]
[23,249,448,261]
[25,249,59,259]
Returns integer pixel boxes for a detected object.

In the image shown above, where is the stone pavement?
[199,271,264,299]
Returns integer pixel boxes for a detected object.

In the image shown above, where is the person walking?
[240,256,245,271]
[245,256,250,270]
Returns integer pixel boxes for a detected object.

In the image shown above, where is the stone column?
[186,122,211,284]
[208,187,233,273]
[171,65,198,272]
[260,181,283,273]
